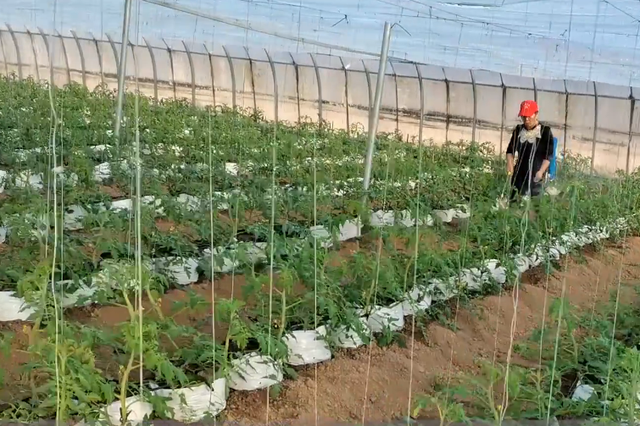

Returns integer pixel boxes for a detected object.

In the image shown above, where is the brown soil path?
[224,238,640,425]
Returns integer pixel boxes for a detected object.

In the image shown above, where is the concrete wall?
[1,25,639,175]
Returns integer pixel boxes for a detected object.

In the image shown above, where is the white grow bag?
[0,169,7,193]
[177,194,202,211]
[430,277,459,301]
[367,302,405,333]
[154,379,227,423]
[64,205,89,231]
[104,396,153,426]
[452,204,471,219]
[484,259,507,285]
[339,218,362,241]
[401,286,432,316]
[433,209,455,223]
[93,162,112,182]
[203,247,240,274]
[397,210,434,228]
[332,316,370,349]
[155,257,199,286]
[458,267,490,291]
[15,171,44,190]
[370,210,395,227]
[512,254,531,275]
[309,225,333,249]
[225,162,239,176]
[228,353,283,391]
[0,291,35,321]
[283,326,332,366]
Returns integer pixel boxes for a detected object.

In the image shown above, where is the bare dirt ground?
[224,237,640,425]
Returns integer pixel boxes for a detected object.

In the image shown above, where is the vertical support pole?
[114,0,133,139]
[563,81,569,154]
[309,54,323,124]
[339,57,351,135]
[590,81,598,174]
[363,21,392,193]
[470,70,477,142]
[626,97,636,174]
[499,73,506,154]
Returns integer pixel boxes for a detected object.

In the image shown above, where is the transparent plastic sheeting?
[1,28,640,176]
[4,0,640,87]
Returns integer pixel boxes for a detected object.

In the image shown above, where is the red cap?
[518,100,538,117]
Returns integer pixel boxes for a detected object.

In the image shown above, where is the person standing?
[506,100,555,201]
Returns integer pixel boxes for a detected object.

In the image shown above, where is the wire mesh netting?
[1,0,640,425]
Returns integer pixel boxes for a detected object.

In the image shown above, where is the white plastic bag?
[401,286,432,315]
[141,195,165,215]
[228,353,283,391]
[0,169,7,193]
[93,162,112,182]
[110,199,133,212]
[58,281,97,308]
[430,277,458,301]
[203,247,240,274]
[155,257,199,286]
[309,225,333,249]
[512,254,530,274]
[104,396,152,426]
[571,382,595,402]
[484,259,507,284]
[64,205,89,231]
[225,162,239,176]
[154,379,227,422]
[332,317,370,349]
[433,209,455,223]
[453,204,471,219]
[177,194,202,211]
[240,242,268,264]
[15,171,44,190]
[0,226,7,244]
[0,292,35,321]
[367,302,405,333]
[283,326,332,366]
[52,166,79,187]
[370,210,395,227]
[397,210,427,228]
[458,268,488,291]
[339,218,362,241]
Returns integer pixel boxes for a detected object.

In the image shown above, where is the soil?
[2,237,640,422]
[99,184,126,199]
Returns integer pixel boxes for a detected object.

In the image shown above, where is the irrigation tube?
[363,22,392,194]
[114,0,133,139]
